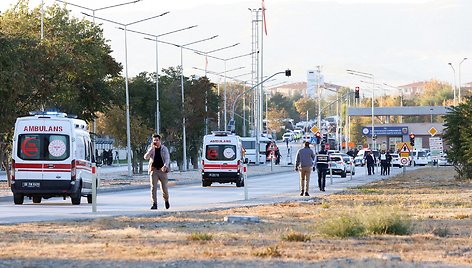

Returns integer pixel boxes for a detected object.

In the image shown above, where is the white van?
[201,131,247,187]
[240,136,271,164]
[11,112,95,205]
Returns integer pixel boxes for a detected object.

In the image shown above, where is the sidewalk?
[0,163,294,198]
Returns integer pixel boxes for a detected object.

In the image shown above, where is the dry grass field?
[0,166,471,267]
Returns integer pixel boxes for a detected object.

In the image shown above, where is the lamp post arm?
[230,71,285,124]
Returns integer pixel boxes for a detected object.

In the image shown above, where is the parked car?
[332,153,355,175]
[354,149,379,166]
[327,155,347,177]
[411,150,429,166]
[390,153,404,168]
[437,153,453,166]
[282,132,294,143]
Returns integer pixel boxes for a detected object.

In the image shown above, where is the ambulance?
[201,131,247,187]
[11,111,95,205]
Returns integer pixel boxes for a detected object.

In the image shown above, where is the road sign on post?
[311,126,319,134]
[429,127,437,136]
[429,137,443,160]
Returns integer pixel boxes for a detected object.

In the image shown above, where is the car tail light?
[11,159,15,181]
[71,160,76,181]
[237,160,241,174]
[201,160,204,173]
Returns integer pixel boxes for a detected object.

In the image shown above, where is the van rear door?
[16,133,71,182]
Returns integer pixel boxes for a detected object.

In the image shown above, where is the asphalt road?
[0,159,412,224]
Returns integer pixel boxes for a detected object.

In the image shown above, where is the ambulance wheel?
[236,178,244,187]
[32,196,42,204]
[71,185,82,205]
[13,193,24,205]
[202,180,211,187]
[87,194,93,204]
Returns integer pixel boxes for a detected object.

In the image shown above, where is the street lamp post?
[347,69,375,150]
[122,26,198,135]
[200,52,255,131]
[176,35,218,171]
[459,58,468,103]
[448,63,457,106]
[196,43,240,134]
[84,12,169,177]
[384,83,404,123]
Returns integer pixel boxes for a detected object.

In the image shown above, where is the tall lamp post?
[448,63,457,106]
[347,69,375,150]
[201,52,255,131]
[175,36,219,171]
[384,83,404,123]
[195,43,240,134]
[58,0,142,165]
[120,26,199,135]
[84,12,170,177]
[458,57,468,103]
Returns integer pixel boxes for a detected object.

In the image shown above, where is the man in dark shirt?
[365,150,376,175]
[316,144,329,192]
[144,134,171,210]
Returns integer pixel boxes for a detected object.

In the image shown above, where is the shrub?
[253,245,282,257]
[361,207,412,235]
[318,215,365,238]
[188,232,213,241]
[281,231,311,242]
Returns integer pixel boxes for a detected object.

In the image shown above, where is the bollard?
[329,162,333,185]
[92,163,97,213]
[350,164,353,180]
[243,164,248,200]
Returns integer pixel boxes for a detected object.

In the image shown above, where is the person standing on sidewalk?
[365,150,376,175]
[295,141,315,196]
[144,134,171,210]
[316,144,329,192]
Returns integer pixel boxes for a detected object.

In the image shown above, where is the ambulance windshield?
[18,134,70,161]
[206,145,237,161]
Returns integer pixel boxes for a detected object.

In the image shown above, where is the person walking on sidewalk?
[316,143,329,192]
[144,134,171,210]
[295,141,315,196]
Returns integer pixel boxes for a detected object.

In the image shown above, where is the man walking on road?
[144,134,171,210]
[295,141,315,196]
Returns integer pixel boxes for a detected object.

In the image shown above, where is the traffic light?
[409,133,415,146]
[355,86,360,99]
[315,132,321,144]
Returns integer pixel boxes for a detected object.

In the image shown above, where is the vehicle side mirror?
[244,158,249,164]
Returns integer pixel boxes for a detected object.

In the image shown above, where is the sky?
[1,0,471,94]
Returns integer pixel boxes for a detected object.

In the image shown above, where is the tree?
[294,98,318,120]
[0,1,121,172]
[443,97,472,180]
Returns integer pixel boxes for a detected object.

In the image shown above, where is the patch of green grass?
[253,245,282,257]
[318,215,365,238]
[318,206,412,238]
[361,208,412,235]
[281,231,311,242]
[188,232,213,241]
[356,188,379,194]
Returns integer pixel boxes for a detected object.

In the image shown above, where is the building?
[397,81,427,99]
[267,82,343,98]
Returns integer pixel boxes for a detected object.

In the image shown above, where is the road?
[0,158,412,224]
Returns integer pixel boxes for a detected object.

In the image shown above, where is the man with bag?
[144,134,171,210]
